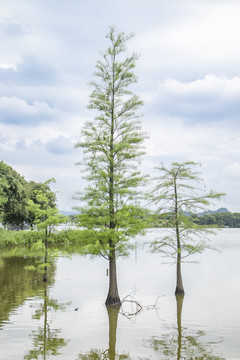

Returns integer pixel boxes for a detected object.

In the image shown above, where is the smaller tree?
[26,179,64,281]
[26,180,57,229]
[150,161,225,295]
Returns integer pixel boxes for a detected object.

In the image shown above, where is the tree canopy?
[0,161,58,229]
[0,161,28,227]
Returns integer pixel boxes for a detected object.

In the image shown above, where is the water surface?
[0,228,239,359]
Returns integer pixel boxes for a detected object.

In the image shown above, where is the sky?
[1,0,240,212]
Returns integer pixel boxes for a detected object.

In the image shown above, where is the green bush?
[0,228,95,250]
[14,230,45,246]
[0,228,16,248]
[50,229,95,246]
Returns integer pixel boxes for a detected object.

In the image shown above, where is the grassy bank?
[0,228,94,249]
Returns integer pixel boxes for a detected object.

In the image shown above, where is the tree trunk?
[105,248,121,307]
[174,175,185,295]
[105,57,121,307]
[43,228,48,282]
[43,283,48,360]
[107,304,120,360]
[176,293,184,360]
[175,252,184,295]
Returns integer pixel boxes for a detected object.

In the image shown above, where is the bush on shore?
[0,228,94,249]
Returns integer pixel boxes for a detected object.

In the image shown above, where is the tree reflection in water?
[77,305,130,360]
[0,253,47,328]
[77,295,226,360]
[0,251,228,359]
[146,294,225,360]
[24,283,70,360]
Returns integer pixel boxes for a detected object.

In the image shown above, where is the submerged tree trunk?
[107,304,120,360]
[105,248,121,307]
[176,293,184,360]
[43,283,47,360]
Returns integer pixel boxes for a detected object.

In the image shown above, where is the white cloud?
[224,162,240,177]
[0,16,27,37]
[161,75,240,99]
[133,1,240,82]
[0,56,58,85]
[145,75,240,122]
[0,96,58,125]
[46,136,76,155]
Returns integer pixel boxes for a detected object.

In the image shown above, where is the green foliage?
[0,175,8,217]
[192,212,240,228]
[23,240,57,276]
[150,162,225,261]
[0,228,95,251]
[48,229,93,248]
[150,161,225,294]
[14,230,45,246]
[0,161,58,228]
[0,228,16,248]
[75,26,147,261]
[78,204,148,257]
[26,179,63,233]
[25,179,65,280]
[0,161,28,226]
[26,179,57,227]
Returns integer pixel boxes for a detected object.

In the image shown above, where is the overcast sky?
[1,0,240,212]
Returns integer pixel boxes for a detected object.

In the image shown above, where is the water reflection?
[76,296,226,360]
[0,252,52,328]
[146,294,225,359]
[0,250,68,359]
[24,283,69,360]
[77,306,130,360]
[1,231,239,359]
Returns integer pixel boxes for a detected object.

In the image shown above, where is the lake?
[0,228,240,359]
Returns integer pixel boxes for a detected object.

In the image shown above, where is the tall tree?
[150,161,225,295]
[75,26,147,307]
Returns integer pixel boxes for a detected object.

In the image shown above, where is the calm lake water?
[0,228,240,359]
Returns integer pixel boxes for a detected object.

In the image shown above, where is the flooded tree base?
[175,287,185,296]
[105,297,122,308]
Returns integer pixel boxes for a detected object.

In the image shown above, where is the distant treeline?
[152,212,240,228]
[190,212,240,228]
[69,211,240,228]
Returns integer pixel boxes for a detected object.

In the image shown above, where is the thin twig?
[120,292,162,319]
